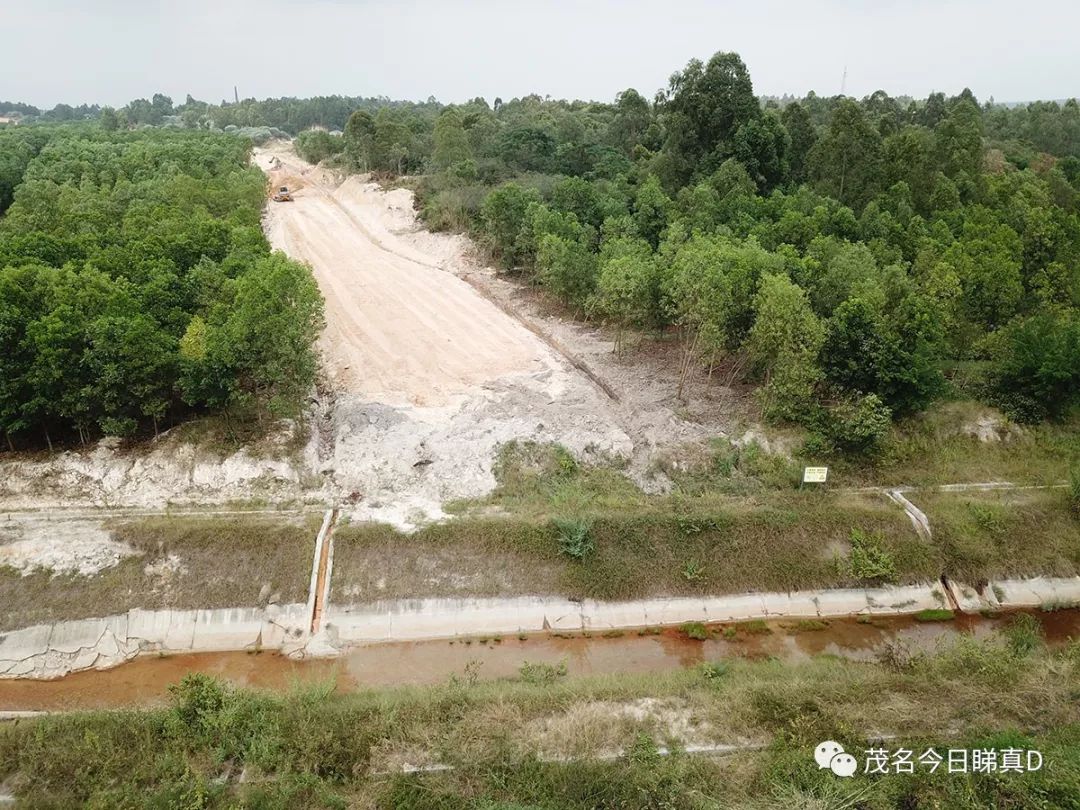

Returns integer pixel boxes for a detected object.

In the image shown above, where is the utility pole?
[234,86,239,104]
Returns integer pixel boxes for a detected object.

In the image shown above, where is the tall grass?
[3,631,1078,807]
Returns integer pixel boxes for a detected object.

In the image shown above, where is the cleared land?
[0,515,318,631]
[255,144,554,407]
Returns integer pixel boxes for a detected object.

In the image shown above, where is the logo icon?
[815,740,857,777]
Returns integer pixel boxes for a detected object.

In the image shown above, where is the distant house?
[0,114,21,125]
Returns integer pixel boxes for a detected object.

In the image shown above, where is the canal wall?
[4,576,1078,680]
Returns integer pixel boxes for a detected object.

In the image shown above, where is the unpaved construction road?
[253,142,633,524]
[255,145,553,406]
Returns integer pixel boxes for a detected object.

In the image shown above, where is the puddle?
[1,609,1076,712]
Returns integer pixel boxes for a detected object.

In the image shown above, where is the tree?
[733,113,790,192]
[808,99,883,210]
[480,183,541,269]
[592,250,658,349]
[745,274,824,421]
[632,175,672,248]
[658,51,760,185]
[944,218,1024,329]
[781,102,817,185]
[935,99,983,179]
[608,88,653,156]
[432,108,471,170]
[343,110,375,169]
[99,107,120,132]
[990,310,1080,422]
[536,233,597,308]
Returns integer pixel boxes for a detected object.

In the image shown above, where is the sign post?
[803,466,828,484]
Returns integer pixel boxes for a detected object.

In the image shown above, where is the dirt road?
[251,142,631,525]
[254,144,555,407]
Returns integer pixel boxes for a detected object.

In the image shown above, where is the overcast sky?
[3,0,1077,109]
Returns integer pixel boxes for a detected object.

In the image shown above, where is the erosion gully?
[2,609,1076,713]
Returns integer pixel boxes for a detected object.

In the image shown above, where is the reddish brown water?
[1,609,1076,712]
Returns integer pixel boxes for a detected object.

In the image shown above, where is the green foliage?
[552,517,594,560]
[914,608,956,622]
[480,182,540,269]
[989,309,1080,422]
[746,274,824,422]
[845,527,898,583]
[0,128,322,447]
[294,128,344,164]
[822,393,893,455]
[681,621,709,640]
[518,659,568,683]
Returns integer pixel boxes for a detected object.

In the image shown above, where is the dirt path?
[251,143,635,525]
[255,144,557,408]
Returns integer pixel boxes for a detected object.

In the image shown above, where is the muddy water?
[2,610,1077,712]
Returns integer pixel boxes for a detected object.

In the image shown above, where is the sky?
[2,0,1077,109]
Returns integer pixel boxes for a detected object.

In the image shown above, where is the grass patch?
[0,515,318,631]
[914,609,955,622]
[826,401,1080,489]
[332,485,933,604]
[916,487,1080,583]
[680,621,709,640]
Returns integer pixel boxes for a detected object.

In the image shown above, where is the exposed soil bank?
[2,608,1076,712]
[3,576,1077,681]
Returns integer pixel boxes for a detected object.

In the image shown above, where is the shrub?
[1069,465,1080,518]
[681,621,709,640]
[552,517,594,559]
[699,661,729,682]
[846,528,897,584]
[518,660,567,684]
[823,393,892,454]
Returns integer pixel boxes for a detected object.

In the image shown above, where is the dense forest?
[312,53,1080,452]
[3,51,1079,452]
[0,127,323,449]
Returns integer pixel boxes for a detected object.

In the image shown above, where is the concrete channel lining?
[2,577,1079,679]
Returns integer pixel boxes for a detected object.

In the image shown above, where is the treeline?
[380,53,1078,450]
[0,127,323,450]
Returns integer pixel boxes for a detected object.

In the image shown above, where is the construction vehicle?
[272,186,293,202]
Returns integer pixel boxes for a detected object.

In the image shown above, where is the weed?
[1041,598,1080,612]
[552,517,594,560]
[601,629,625,638]
[681,560,707,582]
[845,528,897,584]
[914,609,955,622]
[793,619,829,632]
[1004,613,1043,657]
[721,626,738,639]
[740,619,772,635]
[699,661,729,682]
[518,659,567,684]
[681,621,709,640]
